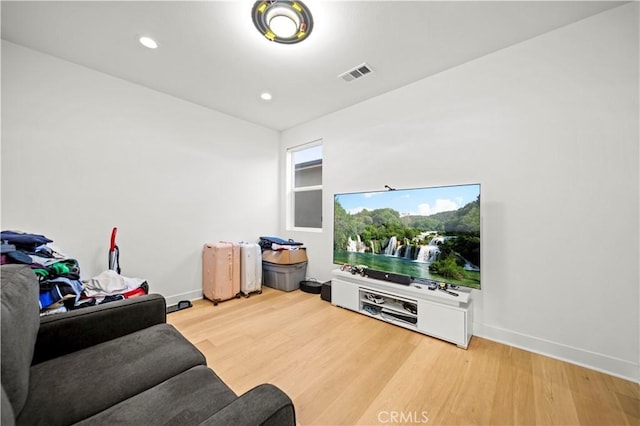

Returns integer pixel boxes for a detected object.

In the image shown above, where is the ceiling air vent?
[339,63,373,82]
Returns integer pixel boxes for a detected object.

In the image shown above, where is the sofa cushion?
[0,265,40,416]
[34,294,167,364]
[75,365,238,425]
[17,323,206,426]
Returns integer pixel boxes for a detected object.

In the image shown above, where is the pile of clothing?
[79,269,148,309]
[1,230,148,316]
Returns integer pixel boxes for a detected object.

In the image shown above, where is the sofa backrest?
[1,265,40,418]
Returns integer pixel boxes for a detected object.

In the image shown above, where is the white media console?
[331,269,473,348]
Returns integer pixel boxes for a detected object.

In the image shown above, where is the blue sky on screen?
[336,184,480,217]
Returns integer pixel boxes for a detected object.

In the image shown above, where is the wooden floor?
[167,287,639,426]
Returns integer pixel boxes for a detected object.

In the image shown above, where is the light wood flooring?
[167,287,639,426]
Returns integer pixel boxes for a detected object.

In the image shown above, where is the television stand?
[331,269,473,348]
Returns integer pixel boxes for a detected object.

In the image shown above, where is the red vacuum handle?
[110,227,118,252]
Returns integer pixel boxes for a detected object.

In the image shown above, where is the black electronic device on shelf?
[365,268,412,285]
[381,309,417,325]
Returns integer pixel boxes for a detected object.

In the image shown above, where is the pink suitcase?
[202,242,240,305]
[239,242,262,297]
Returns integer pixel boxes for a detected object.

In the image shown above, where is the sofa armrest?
[197,384,296,426]
[32,294,166,365]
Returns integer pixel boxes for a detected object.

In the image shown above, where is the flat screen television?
[333,184,481,290]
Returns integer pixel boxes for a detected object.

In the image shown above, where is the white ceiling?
[1,1,625,131]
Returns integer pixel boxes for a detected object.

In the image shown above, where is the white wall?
[280,4,639,381]
[1,41,280,305]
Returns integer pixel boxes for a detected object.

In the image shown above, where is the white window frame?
[286,140,323,232]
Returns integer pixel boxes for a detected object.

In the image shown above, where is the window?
[287,142,322,230]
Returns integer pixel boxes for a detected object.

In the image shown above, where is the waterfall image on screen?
[333,184,481,290]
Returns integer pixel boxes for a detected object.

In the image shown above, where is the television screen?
[333,184,481,290]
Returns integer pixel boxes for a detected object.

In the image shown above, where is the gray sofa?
[1,265,296,425]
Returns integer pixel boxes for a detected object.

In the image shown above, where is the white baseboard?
[474,322,639,383]
[164,289,203,308]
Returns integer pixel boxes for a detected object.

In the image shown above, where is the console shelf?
[331,269,473,348]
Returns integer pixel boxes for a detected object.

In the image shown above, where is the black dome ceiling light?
[252,0,313,44]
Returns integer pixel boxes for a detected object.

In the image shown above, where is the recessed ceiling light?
[139,36,158,49]
[252,1,313,44]
[260,92,273,101]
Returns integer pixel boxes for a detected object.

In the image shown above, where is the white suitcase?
[240,242,262,297]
